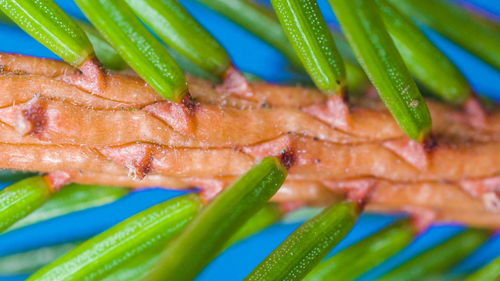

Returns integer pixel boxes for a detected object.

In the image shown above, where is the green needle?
[7,184,127,232]
[0,176,58,233]
[329,0,431,141]
[245,202,359,281]
[147,157,287,281]
[271,0,346,95]
[27,194,202,281]
[465,257,500,281]
[125,0,231,77]
[74,0,188,102]
[304,219,416,281]
[389,0,500,70]
[376,0,471,105]
[379,228,490,281]
[0,0,95,67]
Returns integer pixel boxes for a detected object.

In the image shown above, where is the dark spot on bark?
[313,136,320,141]
[23,98,47,137]
[356,199,367,213]
[189,187,203,193]
[127,152,153,180]
[261,101,271,108]
[139,160,153,178]
[424,134,438,152]
[0,65,4,73]
[313,158,321,164]
[182,93,197,115]
[280,149,295,170]
[342,93,350,103]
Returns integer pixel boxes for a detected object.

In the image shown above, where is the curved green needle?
[271,0,346,95]
[376,0,471,105]
[196,0,301,68]
[379,229,490,281]
[389,0,500,70]
[147,157,287,281]
[0,0,94,66]
[245,202,358,281]
[0,176,57,233]
[27,194,201,281]
[329,0,431,141]
[74,0,188,102]
[465,257,500,281]
[304,219,415,281]
[125,0,231,77]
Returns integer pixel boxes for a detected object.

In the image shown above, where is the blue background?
[0,0,499,280]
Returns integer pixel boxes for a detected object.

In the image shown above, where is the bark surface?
[0,53,499,228]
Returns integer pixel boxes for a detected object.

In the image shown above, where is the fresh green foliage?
[304,219,415,281]
[147,157,287,281]
[0,2,497,281]
[271,0,346,95]
[245,202,358,281]
[330,28,357,63]
[0,10,127,71]
[77,22,127,70]
[0,170,38,182]
[0,176,56,233]
[344,59,369,95]
[379,229,490,281]
[167,46,219,81]
[74,0,188,102]
[375,0,471,105]
[101,247,159,281]
[465,257,500,281]
[125,0,231,77]
[329,0,431,141]
[282,206,324,223]
[0,0,94,66]
[225,203,282,247]
[199,0,368,93]
[0,243,78,275]
[196,0,301,68]
[7,184,128,232]
[101,203,282,281]
[389,0,500,70]
[0,8,11,23]
[329,29,369,94]
[27,194,201,281]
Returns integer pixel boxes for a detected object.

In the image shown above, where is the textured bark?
[0,53,499,228]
